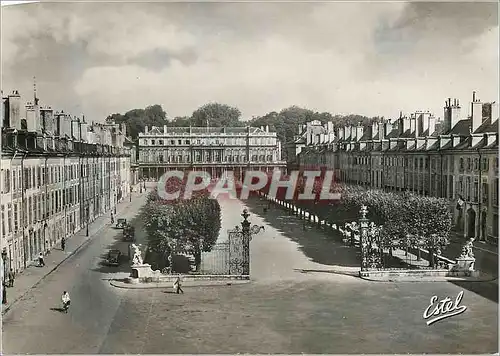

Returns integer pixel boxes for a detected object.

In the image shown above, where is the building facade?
[1,90,132,273]
[295,92,499,243]
[138,125,286,179]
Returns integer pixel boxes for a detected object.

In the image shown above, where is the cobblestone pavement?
[2,192,497,354]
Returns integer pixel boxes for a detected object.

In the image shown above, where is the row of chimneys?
[2,90,126,145]
[305,92,498,143]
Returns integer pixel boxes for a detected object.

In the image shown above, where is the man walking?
[111,212,114,225]
[38,252,45,267]
[173,276,184,294]
[61,237,66,252]
[7,269,15,287]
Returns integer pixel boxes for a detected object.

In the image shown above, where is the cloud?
[1,2,498,122]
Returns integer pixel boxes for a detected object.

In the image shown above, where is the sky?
[1,1,498,123]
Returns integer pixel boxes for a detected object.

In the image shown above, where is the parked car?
[115,218,127,229]
[107,249,122,266]
[123,224,135,242]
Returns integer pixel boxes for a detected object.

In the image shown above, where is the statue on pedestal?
[131,244,144,266]
[459,238,475,259]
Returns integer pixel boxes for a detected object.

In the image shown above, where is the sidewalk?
[1,188,144,315]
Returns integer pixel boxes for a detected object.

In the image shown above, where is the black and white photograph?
[0,0,498,354]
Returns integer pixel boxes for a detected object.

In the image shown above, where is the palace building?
[137,125,286,179]
[294,92,499,244]
[1,90,133,273]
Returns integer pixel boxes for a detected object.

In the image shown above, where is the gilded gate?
[200,227,248,275]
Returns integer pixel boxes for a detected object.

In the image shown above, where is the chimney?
[344,125,351,141]
[71,117,80,140]
[371,120,379,139]
[351,125,357,141]
[327,121,333,133]
[356,124,363,141]
[491,102,499,121]
[399,115,410,136]
[471,92,483,132]
[144,125,149,134]
[384,120,393,137]
[26,101,41,133]
[164,125,167,134]
[427,114,436,136]
[443,98,461,133]
[40,106,54,133]
[409,114,417,137]
[378,121,385,140]
[8,91,22,130]
[265,125,269,132]
[337,127,344,141]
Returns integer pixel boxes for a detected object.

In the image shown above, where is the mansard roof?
[474,118,498,134]
[449,119,471,135]
[148,126,269,135]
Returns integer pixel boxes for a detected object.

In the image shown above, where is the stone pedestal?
[130,264,153,279]
[454,257,475,272]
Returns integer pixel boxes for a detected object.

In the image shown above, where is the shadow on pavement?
[449,280,499,304]
[49,307,66,313]
[244,197,360,268]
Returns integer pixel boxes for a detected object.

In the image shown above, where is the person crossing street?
[173,276,184,294]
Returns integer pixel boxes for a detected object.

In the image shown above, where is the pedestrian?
[38,252,45,267]
[111,212,114,225]
[7,269,15,287]
[61,237,66,252]
[173,276,184,294]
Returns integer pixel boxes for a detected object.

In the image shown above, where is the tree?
[169,116,192,127]
[191,103,243,127]
[105,104,168,139]
[143,180,222,272]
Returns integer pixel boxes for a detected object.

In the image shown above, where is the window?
[474,158,479,171]
[159,140,163,145]
[178,140,182,145]
[448,176,454,199]
[493,214,499,237]
[467,158,471,171]
[151,140,156,145]
[425,158,429,169]
[473,180,479,202]
[482,183,489,204]
[186,140,190,145]
[37,166,41,187]
[28,196,32,225]
[494,178,499,206]
[7,203,12,233]
[1,205,4,236]
[459,158,464,170]
[171,140,175,145]
[12,169,16,191]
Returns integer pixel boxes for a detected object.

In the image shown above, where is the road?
[2,192,498,353]
[1,193,148,354]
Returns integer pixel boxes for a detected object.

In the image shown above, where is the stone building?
[295,92,499,243]
[0,90,133,273]
[137,125,286,179]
